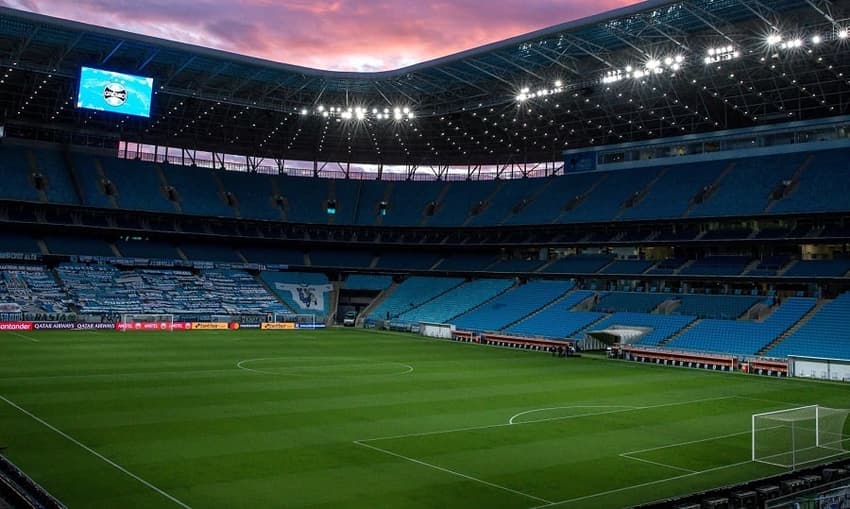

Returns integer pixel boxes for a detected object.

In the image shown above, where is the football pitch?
[1,328,848,508]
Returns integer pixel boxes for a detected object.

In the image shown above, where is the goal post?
[119,313,175,331]
[752,405,850,469]
[272,313,317,327]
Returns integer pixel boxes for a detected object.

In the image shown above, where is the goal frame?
[752,405,849,469]
[120,313,175,332]
[272,313,318,327]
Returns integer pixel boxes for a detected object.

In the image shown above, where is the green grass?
[1,328,849,508]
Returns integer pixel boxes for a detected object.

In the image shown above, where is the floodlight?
[839,29,848,39]
[812,35,822,44]
[766,34,782,45]
[300,109,308,115]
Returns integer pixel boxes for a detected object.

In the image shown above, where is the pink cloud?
[2,0,641,71]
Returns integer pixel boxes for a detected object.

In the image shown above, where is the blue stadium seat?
[343,274,393,291]
[506,290,600,339]
[368,276,464,320]
[451,280,574,332]
[586,312,696,347]
[258,271,333,318]
[768,293,850,359]
[396,278,513,324]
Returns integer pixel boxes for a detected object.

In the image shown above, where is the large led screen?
[77,67,153,118]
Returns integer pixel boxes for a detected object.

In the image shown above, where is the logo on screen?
[103,82,127,107]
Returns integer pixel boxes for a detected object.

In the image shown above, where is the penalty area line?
[353,440,552,504]
[6,331,39,342]
[0,394,192,509]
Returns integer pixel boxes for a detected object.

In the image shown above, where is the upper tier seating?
[488,259,545,273]
[599,259,656,275]
[586,312,696,347]
[506,290,600,339]
[31,148,80,204]
[98,157,176,213]
[396,278,513,324]
[116,239,181,260]
[240,246,306,266]
[679,256,751,276]
[451,280,574,332]
[674,294,763,319]
[160,164,233,217]
[258,271,333,318]
[368,276,463,320]
[667,297,816,356]
[591,292,669,313]
[559,167,660,223]
[771,149,850,214]
[784,259,850,277]
[218,172,281,221]
[542,255,614,274]
[43,235,115,258]
[619,161,725,220]
[0,232,41,254]
[767,293,850,359]
[0,266,69,315]
[427,180,501,227]
[382,181,444,226]
[374,252,441,270]
[434,253,498,271]
[309,249,374,269]
[0,146,41,202]
[343,274,393,291]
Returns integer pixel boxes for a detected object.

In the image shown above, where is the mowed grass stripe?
[2,328,849,508]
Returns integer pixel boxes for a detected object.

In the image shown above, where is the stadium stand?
[666,297,816,356]
[309,249,374,268]
[160,165,234,217]
[43,235,115,258]
[767,293,850,359]
[434,253,498,271]
[542,255,614,274]
[599,259,656,275]
[591,292,669,313]
[0,145,41,202]
[374,251,441,270]
[30,148,80,205]
[674,294,763,319]
[0,232,41,254]
[506,290,600,339]
[784,259,850,277]
[368,276,463,320]
[451,279,574,332]
[679,256,752,276]
[115,239,181,260]
[0,265,69,317]
[343,274,393,291]
[98,158,176,213]
[240,245,306,266]
[487,259,545,273]
[619,161,724,220]
[396,278,513,324]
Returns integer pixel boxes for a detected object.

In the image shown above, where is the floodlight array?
[298,105,414,121]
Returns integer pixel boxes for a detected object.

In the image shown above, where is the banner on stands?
[115,322,192,331]
[191,322,230,330]
[296,323,326,329]
[33,322,114,330]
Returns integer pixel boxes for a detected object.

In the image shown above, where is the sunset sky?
[1,0,641,71]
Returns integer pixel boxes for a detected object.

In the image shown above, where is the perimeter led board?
[77,67,153,118]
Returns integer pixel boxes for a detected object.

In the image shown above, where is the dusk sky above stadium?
[1,0,640,71]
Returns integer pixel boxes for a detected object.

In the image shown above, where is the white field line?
[0,395,191,508]
[358,395,736,443]
[509,405,639,425]
[618,453,696,474]
[353,439,552,504]
[5,331,39,342]
[528,459,754,509]
[622,429,753,456]
[235,357,414,377]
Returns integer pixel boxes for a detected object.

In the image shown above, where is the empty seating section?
[382,181,443,226]
[785,259,850,277]
[218,172,281,221]
[309,249,373,268]
[691,153,806,217]
[343,274,393,291]
[99,158,175,212]
[57,264,283,317]
[180,243,242,262]
[0,146,40,201]
[771,149,850,214]
[368,276,463,320]
[646,258,686,275]
[451,280,574,332]
[351,180,388,225]
[240,246,305,266]
[507,290,600,339]
[258,271,332,318]
[116,239,181,260]
[276,176,330,224]
[31,149,79,204]
[0,232,41,254]
[600,259,655,275]
[396,278,513,324]
[768,293,850,359]
[747,256,790,276]
[543,255,614,274]
[560,168,659,222]
[667,297,816,355]
[427,180,500,226]
[674,294,763,319]
[435,253,498,271]
[44,235,114,257]
[0,266,69,315]
[588,313,696,347]
[488,259,544,273]
[161,165,232,217]
[621,162,724,220]
[679,256,751,276]
[506,172,602,225]
[374,252,441,270]
[69,154,115,209]
[468,178,541,226]
[592,292,668,313]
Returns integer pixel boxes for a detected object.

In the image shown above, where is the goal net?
[272,313,318,327]
[120,313,175,331]
[752,405,850,469]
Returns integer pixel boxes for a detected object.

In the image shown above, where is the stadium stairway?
[57,148,86,205]
[419,182,453,226]
[92,158,119,209]
[462,181,506,227]
[500,288,593,331]
[254,274,298,315]
[611,167,669,221]
[444,279,517,322]
[327,281,341,325]
[356,281,398,326]
[756,298,827,356]
[681,162,737,218]
[657,319,702,347]
[154,164,182,214]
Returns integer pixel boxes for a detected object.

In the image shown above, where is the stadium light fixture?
[839,29,849,39]
[766,33,782,45]
[811,35,822,44]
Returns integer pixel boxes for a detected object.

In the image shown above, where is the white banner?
[275,283,333,311]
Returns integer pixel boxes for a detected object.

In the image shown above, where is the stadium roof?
[0,0,848,167]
